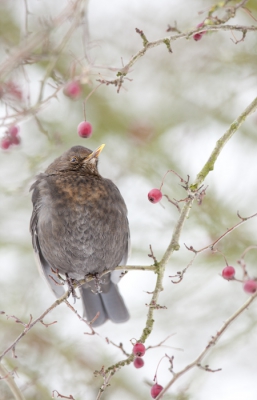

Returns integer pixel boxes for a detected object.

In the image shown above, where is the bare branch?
[105,338,130,357]
[52,390,75,399]
[0,363,25,400]
[0,291,69,361]
[64,300,97,336]
[155,291,257,399]
[186,211,257,254]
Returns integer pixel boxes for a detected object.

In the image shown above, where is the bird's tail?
[79,281,129,327]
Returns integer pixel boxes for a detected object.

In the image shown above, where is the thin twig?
[52,390,75,399]
[105,338,130,357]
[108,24,257,84]
[156,291,257,399]
[0,0,85,80]
[95,371,113,400]
[0,291,69,361]
[100,94,257,393]
[0,363,25,400]
[186,211,257,253]
[64,300,97,335]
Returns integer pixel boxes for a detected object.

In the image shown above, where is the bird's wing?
[30,178,65,298]
[111,217,130,284]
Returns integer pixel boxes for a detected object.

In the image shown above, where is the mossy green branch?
[137,94,257,353]
[194,95,257,189]
[105,354,134,374]
[117,24,257,81]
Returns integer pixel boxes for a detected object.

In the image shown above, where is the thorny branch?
[94,23,257,93]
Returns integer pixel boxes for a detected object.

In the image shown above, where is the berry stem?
[153,355,166,382]
[83,102,87,121]
[83,83,103,120]
[159,169,186,191]
[214,248,229,266]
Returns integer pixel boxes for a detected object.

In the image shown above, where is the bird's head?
[45,144,105,176]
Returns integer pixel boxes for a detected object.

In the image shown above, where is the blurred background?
[1,0,257,399]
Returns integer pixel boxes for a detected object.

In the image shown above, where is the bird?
[30,144,130,327]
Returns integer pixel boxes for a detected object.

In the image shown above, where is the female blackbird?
[30,144,130,327]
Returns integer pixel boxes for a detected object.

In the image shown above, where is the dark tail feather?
[79,286,108,327]
[79,281,129,327]
[100,282,129,323]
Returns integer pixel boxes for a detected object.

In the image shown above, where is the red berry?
[10,135,21,146]
[132,342,145,357]
[151,384,163,399]
[1,137,12,150]
[243,280,257,294]
[77,121,93,138]
[148,189,162,204]
[194,22,207,41]
[8,125,19,137]
[193,33,203,41]
[64,81,82,99]
[222,266,235,280]
[133,357,144,368]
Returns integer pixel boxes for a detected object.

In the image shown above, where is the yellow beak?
[86,144,105,161]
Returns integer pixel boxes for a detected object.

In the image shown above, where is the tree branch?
[96,92,257,395]
[0,363,25,400]
[156,291,257,399]
[0,291,69,361]
[193,95,257,189]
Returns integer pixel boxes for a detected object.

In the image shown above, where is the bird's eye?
[70,157,78,163]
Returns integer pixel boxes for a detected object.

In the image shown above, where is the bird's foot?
[49,268,65,286]
[65,273,80,303]
[94,273,103,293]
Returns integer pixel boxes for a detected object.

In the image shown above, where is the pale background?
[0,1,257,399]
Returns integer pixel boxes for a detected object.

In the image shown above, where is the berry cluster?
[133,342,145,369]
[132,342,163,398]
[1,126,21,150]
[221,265,257,294]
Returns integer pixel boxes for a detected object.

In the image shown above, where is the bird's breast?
[50,174,109,207]
[36,173,128,276]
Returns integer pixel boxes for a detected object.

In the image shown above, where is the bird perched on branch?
[30,144,130,327]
